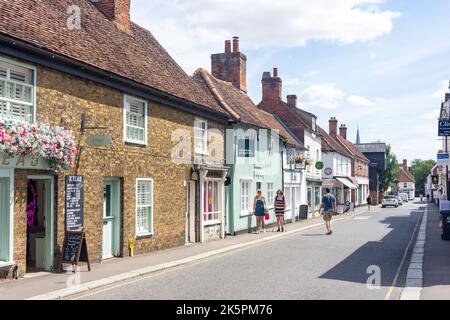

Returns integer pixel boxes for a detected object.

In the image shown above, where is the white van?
[399,193,409,203]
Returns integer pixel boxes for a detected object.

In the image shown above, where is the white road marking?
[400,207,427,300]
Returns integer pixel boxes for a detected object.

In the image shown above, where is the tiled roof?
[397,167,416,183]
[317,126,353,158]
[336,136,370,163]
[193,69,303,148]
[0,0,228,117]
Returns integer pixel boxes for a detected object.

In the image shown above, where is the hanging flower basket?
[0,120,77,172]
[304,159,312,166]
[294,156,305,164]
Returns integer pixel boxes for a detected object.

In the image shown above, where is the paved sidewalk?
[0,206,370,300]
[422,204,450,300]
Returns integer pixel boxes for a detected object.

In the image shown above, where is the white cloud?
[131,0,400,73]
[432,80,449,100]
[424,109,440,120]
[347,95,375,107]
[370,52,377,59]
[304,70,318,78]
[300,84,346,109]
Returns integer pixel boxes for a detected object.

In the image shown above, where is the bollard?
[128,237,135,257]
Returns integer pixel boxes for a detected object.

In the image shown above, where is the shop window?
[124,96,147,145]
[203,181,220,222]
[307,187,312,208]
[285,187,292,212]
[240,180,252,215]
[136,179,153,236]
[315,187,321,209]
[0,59,35,123]
[194,118,208,155]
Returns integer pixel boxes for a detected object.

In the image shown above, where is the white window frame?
[0,56,36,123]
[240,179,253,217]
[194,118,208,155]
[267,182,274,209]
[202,180,221,224]
[135,178,154,237]
[124,95,148,146]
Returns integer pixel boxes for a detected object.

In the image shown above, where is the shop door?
[103,179,121,259]
[186,181,196,243]
[26,177,54,272]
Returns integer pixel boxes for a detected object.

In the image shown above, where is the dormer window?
[312,118,316,132]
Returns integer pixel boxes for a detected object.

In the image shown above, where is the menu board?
[61,231,91,271]
[62,232,83,263]
[65,175,84,232]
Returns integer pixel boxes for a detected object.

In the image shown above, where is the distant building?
[395,160,416,200]
[356,143,387,204]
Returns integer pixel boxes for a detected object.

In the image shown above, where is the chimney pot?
[233,36,240,52]
[225,40,231,53]
[93,0,131,32]
[287,95,297,108]
[403,159,408,172]
[339,124,348,140]
[273,68,279,78]
[329,117,338,137]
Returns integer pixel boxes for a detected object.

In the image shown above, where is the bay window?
[203,180,219,222]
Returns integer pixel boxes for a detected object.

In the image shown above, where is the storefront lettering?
[0,154,49,170]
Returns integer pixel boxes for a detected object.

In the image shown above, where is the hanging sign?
[85,135,113,148]
[65,175,84,232]
[61,231,91,272]
[315,161,324,170]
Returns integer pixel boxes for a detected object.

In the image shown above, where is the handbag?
[264,207,270,220]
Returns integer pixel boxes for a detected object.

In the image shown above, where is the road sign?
[437,153,450,166]
[439,120,450,136]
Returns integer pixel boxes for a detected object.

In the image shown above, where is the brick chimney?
[339,124,347,140]
[329,117,338,137]
[287,95,297,108]
[261,68,282,102]
[93,0,131,32]
[403,159,408,172]
[211,37,247,92]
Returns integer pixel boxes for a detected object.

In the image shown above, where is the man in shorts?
[321,188,336,235]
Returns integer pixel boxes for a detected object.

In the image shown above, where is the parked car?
[382,195,399,208]
[399,193,409,203]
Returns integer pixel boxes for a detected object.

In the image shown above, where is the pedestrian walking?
[366,194,372,211]
[274,190,286,232]
[427,193,431,203]
[253,189,267,234]
[321,188,336,235]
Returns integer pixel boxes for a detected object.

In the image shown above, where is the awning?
[336,177,358,190]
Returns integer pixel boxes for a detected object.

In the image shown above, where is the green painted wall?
[225,124,284,234]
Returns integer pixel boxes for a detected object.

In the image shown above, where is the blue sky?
[131,0,450,163]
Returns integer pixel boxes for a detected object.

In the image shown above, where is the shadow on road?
[319,210,424,287]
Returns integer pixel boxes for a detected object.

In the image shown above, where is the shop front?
[307,179,323,217]
[197,168,227,242]
[323,177,357,213]
[0,153,56,277]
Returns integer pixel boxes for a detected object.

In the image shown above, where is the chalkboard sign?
[65,175,84,232]
[61,231,91,272]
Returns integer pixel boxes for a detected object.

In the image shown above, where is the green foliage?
[379,145,399,192]
[410,159,437,195]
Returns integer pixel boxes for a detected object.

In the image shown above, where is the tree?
[410,159,437,195]
[379,145,399,193]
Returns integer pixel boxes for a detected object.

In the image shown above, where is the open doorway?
[26,177,53,273]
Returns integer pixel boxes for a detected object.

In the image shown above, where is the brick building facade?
[0,0,230,278]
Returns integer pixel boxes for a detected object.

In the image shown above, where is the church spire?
[356,123,361,144]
